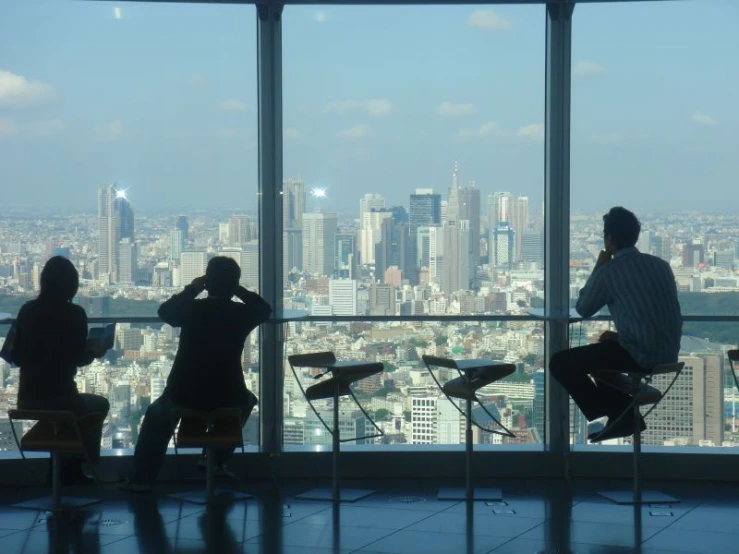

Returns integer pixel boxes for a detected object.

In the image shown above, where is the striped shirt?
[576,247,682,369]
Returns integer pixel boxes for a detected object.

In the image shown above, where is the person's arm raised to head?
[157,276,206,327]
[575,263,612,319]
[234,286,273,324]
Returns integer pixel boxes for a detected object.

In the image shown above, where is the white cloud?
[0,118,17,139]
[573,60,606,77]
[468,10,512,32]
[24,119,67,137]
[436,102,476,117]
[517,123,545,142]
[95,121,124,141]
[691,112,717,126]
[113,7,123,20]
[219,99,246,111]
[457,121,504,140]
[337,124,371,140]
[284,128,299,139]
[0,69,56,109]
[313,10,329,23]
[187,75,207,87]
[588,132,628,145]
[324,99,392,117]
[365,99,392,117]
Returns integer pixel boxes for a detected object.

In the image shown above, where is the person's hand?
[190,276,207,293]
[595,250,612,269]
[598,330,619,343]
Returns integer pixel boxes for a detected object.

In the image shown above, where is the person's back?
[164,296,262,410]
[15,298,89,404]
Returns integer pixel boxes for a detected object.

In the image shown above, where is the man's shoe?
[119,480,153,494]
[196,456,236,479]
[589,414,646,443]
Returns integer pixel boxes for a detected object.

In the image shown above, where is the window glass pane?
[282,4,544,447]
[0,1,259,450]
[570,1,739,448]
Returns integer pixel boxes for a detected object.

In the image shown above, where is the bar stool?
[169,408,251,505]
[422,355,516,501]
[8,409,103,512]
[592,362,685,505]
[288,352,384,502]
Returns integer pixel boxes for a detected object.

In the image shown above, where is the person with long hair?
[11,256,110,484]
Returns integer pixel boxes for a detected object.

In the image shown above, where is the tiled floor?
[0,478,736,553]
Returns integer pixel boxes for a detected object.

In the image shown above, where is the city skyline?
[1,2,737,212]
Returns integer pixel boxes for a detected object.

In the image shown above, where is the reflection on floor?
[0,478,735,553]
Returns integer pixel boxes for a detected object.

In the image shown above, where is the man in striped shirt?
[549,207,682,442]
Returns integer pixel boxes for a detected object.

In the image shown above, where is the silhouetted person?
[124,256,271,491]
[549,207,682,441]
[11,256,110,484]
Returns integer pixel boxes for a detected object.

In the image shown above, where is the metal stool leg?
[333,380,340,503]
[465,398,473,502]
[633,406,642,505]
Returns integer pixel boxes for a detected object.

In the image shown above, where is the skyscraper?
[359,210,392,265]
[180,251,208,285]
[441,219,471,295]
[374,217,408,282]
[97,184,134,283]
[283,179,306,277]
[409,189,442,283]
[335,232,357,279]
[459,184,481,272]
[492,223,515,268]
[228,215,252,248]
[303,212,338,277]
[329,279,358,316]
[117,237,137,285]
[176,215,189,242]
[359,193,385,221]
[488,193,528,261]
[169,228,184,263]
[520,229,544,264]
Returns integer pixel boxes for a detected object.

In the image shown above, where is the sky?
[0,0,737,215]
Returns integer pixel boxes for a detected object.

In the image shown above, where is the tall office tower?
[303,212,338,277]
[359,210,392,265]
[329,279,357,316]
[117,237,137,285]
[459,184,481,272]
[369,283,396,316]
[359,193,385,221]
[180,251,208,285]
[228,215,251,247]
[97,184,134,283]
[374,217,408,282]
[521,229,544,264]
[644,352,723,447]
[682,243,705,267]
[427,225,444,283]
[218,222,230,245]
[241,241,260,288]
[653,235,672,262]
[176,215,189,242]
[169,228,184,263]
[488,193,528,261]
[492,223,515,269]
[446,162,461,224]
[441,219,471,295]
[408,189,442,284]
[714,250,735,269]
[283,179,305,277]
[637,230,652,255]
[335,232,357,279]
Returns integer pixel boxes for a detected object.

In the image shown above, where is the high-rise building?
[488,193,528,261]
[644,348,723,447]
[169,228,184,263]
[714,250,735,269]
[653,235,672,262]
[180,251,208,285]
[532,369,545,443]
[409,189,442,283]
[492,223,515,268]
[303,212,338,277]
[374,217,408,282]
[335,232,357,279]
[117,237,137,285]
[97,184,134,283]
[521,229,544,264]
[329,279,357,316]
[459,184,481,272]
[283,179,305,277]
[683,243,705,267]
[369,283,396,316]
[176,215,189,242]
[228,215,252,247]
[359,210,392,265]
[359,193,385,221]
[441,219,471,295]
[427,226,444,284]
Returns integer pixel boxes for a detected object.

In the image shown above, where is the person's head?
[602,206,641,254]
[205,256,241,298]
[39,256,79,303]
